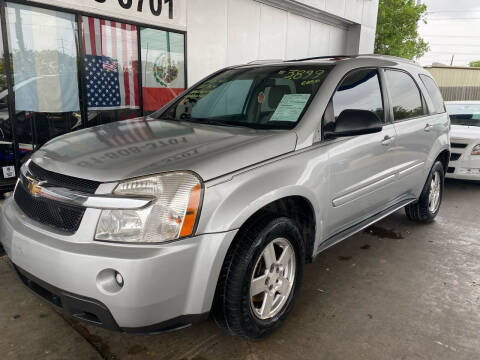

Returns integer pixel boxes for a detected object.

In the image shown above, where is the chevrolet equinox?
[0,55,450,339]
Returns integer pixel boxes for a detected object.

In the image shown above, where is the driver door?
[323,68,399,238]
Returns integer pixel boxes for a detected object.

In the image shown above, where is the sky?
[417,0,480,66]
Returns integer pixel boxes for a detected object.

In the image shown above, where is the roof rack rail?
[360,54,420,65]
[287,55,354,62]
[248,59,283,65]
[287,54,420,66]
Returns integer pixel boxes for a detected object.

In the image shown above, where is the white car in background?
[445,101,480,180]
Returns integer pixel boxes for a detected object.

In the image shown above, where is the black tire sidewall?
[229,217,305,339]
[420,161,445,219]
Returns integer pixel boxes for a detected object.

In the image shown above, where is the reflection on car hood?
[450,124,480,140]
[32,117,297,182]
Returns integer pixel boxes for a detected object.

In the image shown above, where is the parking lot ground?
[0,256,101,360]
[1,179,480,360]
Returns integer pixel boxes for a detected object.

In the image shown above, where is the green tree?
[375,0,429,60]
[469,60,480,67]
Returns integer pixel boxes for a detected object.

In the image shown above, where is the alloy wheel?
[428,170,441,213]
[249,237,296,320]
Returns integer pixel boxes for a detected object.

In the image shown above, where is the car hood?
[31,117,297,182]
[450,124,480,140]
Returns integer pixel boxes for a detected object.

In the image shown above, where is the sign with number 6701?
[95,0,174,18]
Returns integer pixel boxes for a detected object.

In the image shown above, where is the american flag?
[82,16,139,110]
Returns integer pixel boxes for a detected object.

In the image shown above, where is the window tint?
[324,69,384,130]
[385,70,424,121]
[419,74,445,114]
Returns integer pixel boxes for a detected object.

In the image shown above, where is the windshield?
[446,103,480,127]
[155,65,331,130]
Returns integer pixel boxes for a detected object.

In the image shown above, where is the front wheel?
[212,217,305,340]
[405,161,444,222]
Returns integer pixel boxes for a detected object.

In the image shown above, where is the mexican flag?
[141,29,185,112]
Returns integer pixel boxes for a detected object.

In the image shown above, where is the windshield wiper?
[190,118,234,127]
[159,116,269,129]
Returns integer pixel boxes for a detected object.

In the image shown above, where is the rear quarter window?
[419,74,446,114]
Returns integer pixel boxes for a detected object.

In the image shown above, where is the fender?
[196,146,330,250]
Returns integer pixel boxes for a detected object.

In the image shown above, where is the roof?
[248,54,421,66]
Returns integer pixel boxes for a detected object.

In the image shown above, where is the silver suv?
[0,55,450,339]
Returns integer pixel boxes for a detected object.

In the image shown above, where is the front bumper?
[446,159,480,180]
[0,198,237,332]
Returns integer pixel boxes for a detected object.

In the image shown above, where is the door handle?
[381,135,395,146]
[424,124,434,132]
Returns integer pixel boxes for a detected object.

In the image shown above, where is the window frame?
[321,66,389,142]
[382,67,429,123]
[0,0,188,175]
[418,73,446,115]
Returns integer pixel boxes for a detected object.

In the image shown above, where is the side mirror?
[325,109,383,138]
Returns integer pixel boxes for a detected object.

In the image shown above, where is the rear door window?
[419,74,446,114]
[385,70,424,121]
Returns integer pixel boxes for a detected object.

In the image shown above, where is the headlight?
[472,144,480,155]
[95,172,202,243]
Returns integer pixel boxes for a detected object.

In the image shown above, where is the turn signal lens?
[180,184,201,238]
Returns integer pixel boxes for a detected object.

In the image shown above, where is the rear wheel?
[212,217,305,340]
[405,161,444,222]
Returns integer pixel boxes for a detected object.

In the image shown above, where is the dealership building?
[0,0,378,188]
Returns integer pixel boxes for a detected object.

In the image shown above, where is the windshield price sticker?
[278,69,325,81]
[94,0,174,18]
[270,94,311,122]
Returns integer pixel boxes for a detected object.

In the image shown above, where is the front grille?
[450,153,462,161]
[13,162,100,234]
[14,183,85,234]
[29,161,100,194]
[451,143,468,149]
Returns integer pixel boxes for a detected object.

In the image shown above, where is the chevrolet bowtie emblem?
[27,181,42,197]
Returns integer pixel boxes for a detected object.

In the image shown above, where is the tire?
[212,216,305,340]
[405,161,444,222]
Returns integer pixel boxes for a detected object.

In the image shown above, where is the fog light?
[96,269,124,294]
[115,272,124,287]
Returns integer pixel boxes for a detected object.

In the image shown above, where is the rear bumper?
[0,197,237,331]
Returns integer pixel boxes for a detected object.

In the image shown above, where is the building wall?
[24,0,379,86]
[426,67,480,101]
[186,0,379,84]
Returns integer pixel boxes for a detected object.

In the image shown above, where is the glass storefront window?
[141,28,185,114]
[0,2,187,190]
[6,3,82,153]
[0,20,17,188]
[82,16,140,125]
